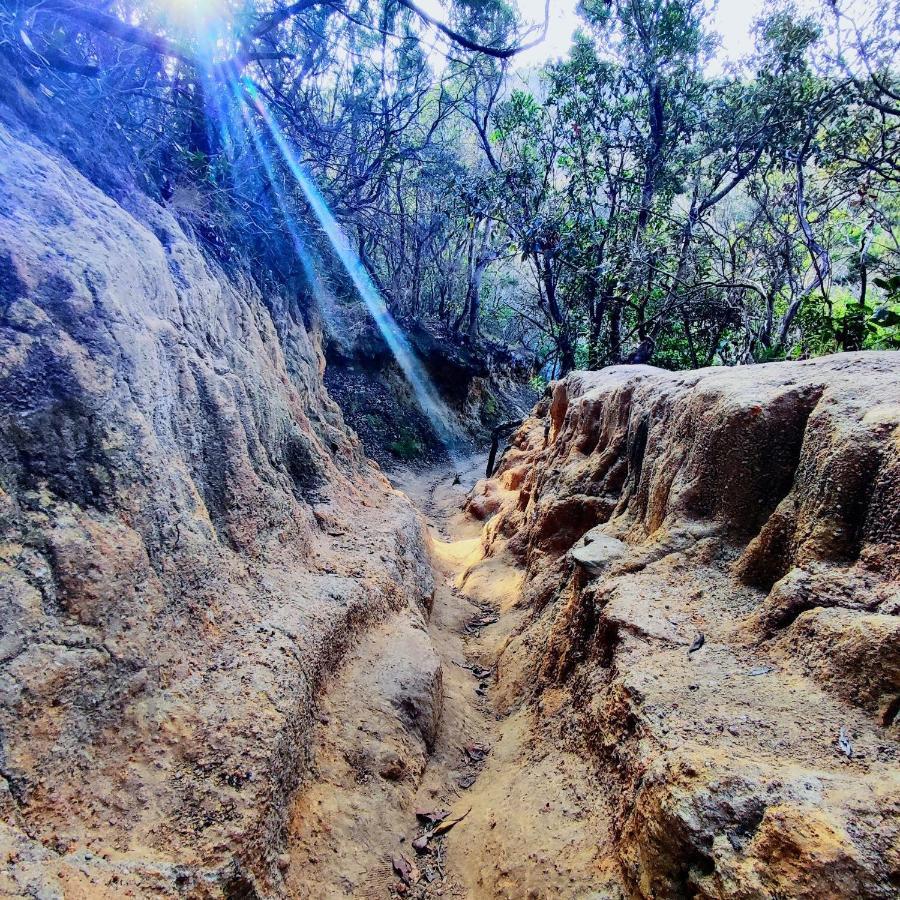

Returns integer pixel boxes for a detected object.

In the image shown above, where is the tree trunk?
[777,152,832,348]
[608,297,623,364]
[587,275,615,369]
[558,334,577,374]
[841,230,870,351]
[683,314,699,368]
[456,218,493,338]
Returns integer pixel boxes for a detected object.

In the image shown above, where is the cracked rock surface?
[469,356,899,898]
[0,118,432,897]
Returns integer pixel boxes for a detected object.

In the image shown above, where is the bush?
[389,428,424,460]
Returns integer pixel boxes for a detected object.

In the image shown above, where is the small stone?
[570,532,628,576]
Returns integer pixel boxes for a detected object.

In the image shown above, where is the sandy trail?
[283,454,617,898]
[282,454,502,897]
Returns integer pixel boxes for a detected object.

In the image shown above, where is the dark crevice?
[221,869,261,900]
[282,429,324,502]
[882,695,900,728]
[0,248,29,315]
[190,370,236,544]
[742,387,823,532]
[627,415,650,494]
[2,344,114,512]
[738,505,798,591]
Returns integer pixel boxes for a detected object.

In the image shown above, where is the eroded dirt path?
[284,455,619,899]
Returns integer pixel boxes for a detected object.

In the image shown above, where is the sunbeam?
[232,75,462,458]
[218,76,344,331]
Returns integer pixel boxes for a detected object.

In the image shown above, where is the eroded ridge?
[0,120,432,898]
[468,355,899,898]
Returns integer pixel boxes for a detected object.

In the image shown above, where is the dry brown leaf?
[433,807,472,836]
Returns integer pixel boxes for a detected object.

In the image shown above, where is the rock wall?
[471,355,899,898]
[0,117,432,897]
[324,313,536,467]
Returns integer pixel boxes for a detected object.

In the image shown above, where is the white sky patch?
[417,0,824,71]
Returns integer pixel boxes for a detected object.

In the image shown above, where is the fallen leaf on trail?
[464,743,488,761]
[414,808,449,825]
[687,633,705,654]
[433,807,471,836]
[838,726,853,758]
[412,834,429,853]
[747,666,772,676]
[457,774,476,789]
[391,853,419,885]
[467,614,499,632]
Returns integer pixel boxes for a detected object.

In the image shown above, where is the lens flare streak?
[223,79,342,323]
[237,77,460,455]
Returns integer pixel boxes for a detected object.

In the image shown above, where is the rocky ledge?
[470,355,899,898]
[0,118,432,897]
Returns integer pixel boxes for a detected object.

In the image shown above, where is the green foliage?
[467,0,899,372]
[8,0,895,375]
[869,275,900,347]
[389,428,425,460]
[529,373,548,392]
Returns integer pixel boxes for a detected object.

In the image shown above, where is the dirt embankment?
[2,108,898,900]
[0,117,432,897]
[324,316,535,468]
[467,356,899,898]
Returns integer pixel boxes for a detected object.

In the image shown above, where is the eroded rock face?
[472,357,900,898]
[0,119,432,896]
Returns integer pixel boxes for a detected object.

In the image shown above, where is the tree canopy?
[3,0,897,375]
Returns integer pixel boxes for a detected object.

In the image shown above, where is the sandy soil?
[284,455,619,899]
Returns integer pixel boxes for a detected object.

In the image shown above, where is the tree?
[2,0,896,371]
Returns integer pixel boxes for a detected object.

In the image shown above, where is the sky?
[417,0,820,72]
[514,0,826,70]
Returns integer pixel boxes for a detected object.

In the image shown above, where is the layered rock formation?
[471,356,899,898]
[0,116,432,897]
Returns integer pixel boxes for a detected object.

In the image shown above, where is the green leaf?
[873,275,900,294]
[871,306,900,327]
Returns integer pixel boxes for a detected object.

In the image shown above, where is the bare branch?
[40,0,196,64]
[395,0,549,59]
